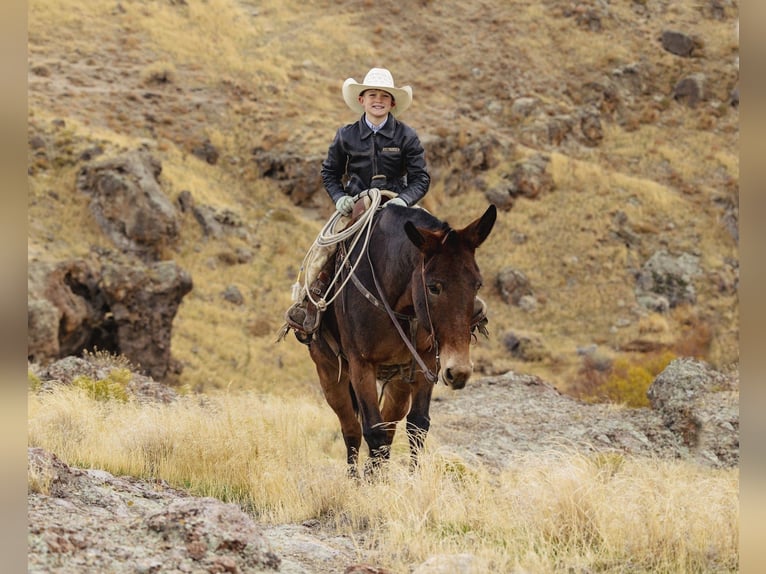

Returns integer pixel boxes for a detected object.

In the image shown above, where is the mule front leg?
[309,338,361,477]
[380,379,413,444]
[406,376,434,467]
[348,360,390,475]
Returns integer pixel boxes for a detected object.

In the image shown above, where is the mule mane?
[378,205,451,236]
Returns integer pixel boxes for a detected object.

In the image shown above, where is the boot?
[284,271,330,336]
[302,271,330,333]
[285,302,308,331]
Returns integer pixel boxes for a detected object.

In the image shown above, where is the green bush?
[600,351,676,408]
[72,368,131,402]
[574,350,676,408]
[28,371,42,392]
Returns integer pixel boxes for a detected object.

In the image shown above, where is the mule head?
[405,205,497,389]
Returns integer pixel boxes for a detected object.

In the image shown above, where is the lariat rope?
[292,188,384,311]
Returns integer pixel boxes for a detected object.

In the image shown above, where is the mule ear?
[405,222,443,255]
[460,204,497,249]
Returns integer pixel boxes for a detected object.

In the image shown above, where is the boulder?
[252,150,326,206]
[28,448,281,573]
[635,250,701,311]
[660,30,697,57]
[647,358,739,467]
[673,73,707,107]
[496,267,533,306]
[31,355,178,404]
[27,257,192,381]
[76,150,179,260]
[503,154,554,201]
[100,259,193,380]
[28,260,108,362]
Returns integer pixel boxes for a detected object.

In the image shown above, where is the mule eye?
[428,282,443,295]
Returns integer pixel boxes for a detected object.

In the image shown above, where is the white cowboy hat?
[342,68,413,117]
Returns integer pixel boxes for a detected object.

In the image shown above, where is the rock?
[192,204,246,239]
[191,138,220,165]
[76,150,179,260]
[635,250,701,310]
[506,153,554,200]
[483,187,513,211]
[547,115,574,146]
[222,285,245,305]
[673,73,707,107]
[252,151,326,206]
[28,259,109,363]
[27,360,739,572]
[344,565,394,574]
[502,330,549,362]
[412,553,475,574]
[101,260,193,380]
[27,257,192,381]
[430,371,686,468]
[579,109,604,145]
[647,358,738,467]
[496,267,533,305]
[660,30,697,57]
[28,448,281,574]
[176,189,195,212]
[510,97,539,118]
[31,355,178,403]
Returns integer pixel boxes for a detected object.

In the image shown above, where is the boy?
[286,67,431,336]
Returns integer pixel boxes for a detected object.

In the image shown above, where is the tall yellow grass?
[28,386,739,572]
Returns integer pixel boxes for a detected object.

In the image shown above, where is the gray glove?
[386,197,407,208]
[335,196,354,215]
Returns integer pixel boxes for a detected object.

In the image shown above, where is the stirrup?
[284,303,307,332]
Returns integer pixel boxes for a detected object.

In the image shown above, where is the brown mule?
[304,204,497,476]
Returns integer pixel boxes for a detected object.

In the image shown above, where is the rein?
[365,238,440,385]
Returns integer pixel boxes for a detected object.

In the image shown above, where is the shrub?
[573,350,676,407]
[28,371,42,392]
[72,368,131,402]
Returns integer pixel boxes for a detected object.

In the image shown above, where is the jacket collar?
[357,114,397,139]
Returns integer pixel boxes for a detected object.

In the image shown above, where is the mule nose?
[442,364,472,389]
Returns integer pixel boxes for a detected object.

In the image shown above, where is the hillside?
[27,0,739,396]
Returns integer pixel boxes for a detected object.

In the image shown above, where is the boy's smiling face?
[359,89,394,123]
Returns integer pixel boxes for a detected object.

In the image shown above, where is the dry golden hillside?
[27,0,739,395]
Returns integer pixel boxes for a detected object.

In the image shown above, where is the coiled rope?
[292,188,385,311]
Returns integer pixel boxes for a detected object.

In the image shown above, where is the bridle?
[336,213,442,385]
[367,250,440,384]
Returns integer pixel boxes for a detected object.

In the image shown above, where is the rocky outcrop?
[433,359,738,470]
[634,249,701,312]
[495,267,534,306]
[31,355,178,404]
[27,257,192,380]
[28,448,281,574]
[485,153,554,210]
[251,151,327,207]
[27,259,106,362]
[76,151,179,261]
[647,357,739,467]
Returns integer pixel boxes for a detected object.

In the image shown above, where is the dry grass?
[28,386,739,572]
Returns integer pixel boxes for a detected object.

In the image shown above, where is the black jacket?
[321,114,430,206]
